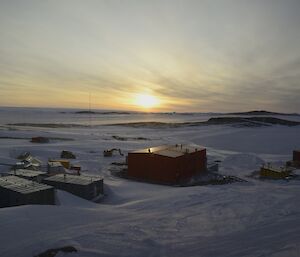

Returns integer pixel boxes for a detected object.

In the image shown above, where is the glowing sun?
[134,93,159,109]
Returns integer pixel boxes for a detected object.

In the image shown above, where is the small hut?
[47,161,66,175]
[15,154,42,171]
[260,165,291,179]
[49,159,70,169]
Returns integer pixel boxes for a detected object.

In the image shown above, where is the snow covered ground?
[0,107,300,257]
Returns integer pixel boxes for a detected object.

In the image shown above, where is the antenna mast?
[89,92,91,128]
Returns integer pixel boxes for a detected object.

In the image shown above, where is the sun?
[134,93,159,109]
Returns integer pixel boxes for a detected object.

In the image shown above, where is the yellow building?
[260,165,291,179]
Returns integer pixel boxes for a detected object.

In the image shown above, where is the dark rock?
[31,137,50,143]
[35,246,77,257]
[61,150,76,159]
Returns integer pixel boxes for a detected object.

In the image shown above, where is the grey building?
[0,175,55,208]
[43,174,103,200]
[9,169,48,183]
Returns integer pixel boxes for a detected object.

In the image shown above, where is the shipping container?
[43,174,103,200]
[0,175,55,208]
[8,169,47,183]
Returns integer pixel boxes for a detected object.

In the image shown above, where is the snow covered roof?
[132,144,206,158]
[0,175,53,194]
[44,174,103,186]
[48,161,64,167]
[9,169,47,178]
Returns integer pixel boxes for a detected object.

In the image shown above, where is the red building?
[127,144,207,184]
[292,150,300,167]
[293,150,300,162]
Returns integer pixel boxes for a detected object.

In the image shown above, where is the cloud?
[0,0,299,112]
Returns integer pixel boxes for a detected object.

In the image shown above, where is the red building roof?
[132,144,205,158]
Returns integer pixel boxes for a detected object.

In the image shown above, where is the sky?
[0,0,300,112]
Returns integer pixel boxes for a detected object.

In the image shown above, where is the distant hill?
[206,117,300,126]
[74,111,131,115]
[106,116,300,128]
[227,110,299,116]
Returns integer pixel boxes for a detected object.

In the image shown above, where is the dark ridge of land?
[106,116,300,128]
[227,110,299,116]
[7,116,300,129]
[73,110,299,116]
[0,136,27,139]
[0,136,74,141]
[7,123,88,128]
[112,135,150,141]
[207,117,300,126]
[72,111,131,115]
[107,121,184,128]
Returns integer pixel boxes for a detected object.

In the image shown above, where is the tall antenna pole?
[89,92,91,112]
[89,92,91,128]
